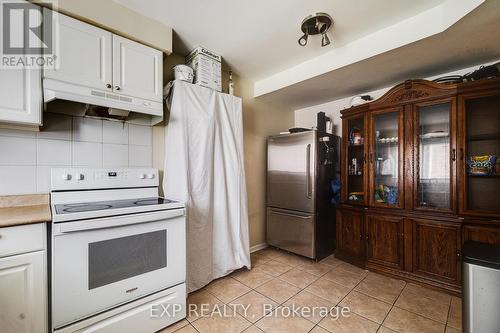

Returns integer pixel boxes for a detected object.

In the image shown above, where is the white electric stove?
[50,168,186,333]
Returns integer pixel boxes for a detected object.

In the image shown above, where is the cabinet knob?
[106,83,112,89]
[115,86,121,91]
[19,313,25,320]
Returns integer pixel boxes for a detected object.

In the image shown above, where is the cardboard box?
[186,46,222,92]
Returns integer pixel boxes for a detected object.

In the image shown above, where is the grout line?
[445,294,453,327]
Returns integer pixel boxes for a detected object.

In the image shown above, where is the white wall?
[294,63,497,135]
[0,112,153,195]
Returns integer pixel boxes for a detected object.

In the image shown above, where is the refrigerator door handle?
[306,144,312,199]
[269,209,311,220]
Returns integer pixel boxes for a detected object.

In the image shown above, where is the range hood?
[43,78,163,123]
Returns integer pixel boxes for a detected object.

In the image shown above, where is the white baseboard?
[250,243,268,253]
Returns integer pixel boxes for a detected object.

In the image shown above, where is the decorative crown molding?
[389,90,430,103]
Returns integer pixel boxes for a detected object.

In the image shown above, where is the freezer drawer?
[266,207,315,258]
[267,131,316,213]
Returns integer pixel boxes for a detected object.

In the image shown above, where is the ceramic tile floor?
[159,247,462,333]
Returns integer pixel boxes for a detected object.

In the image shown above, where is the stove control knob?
[77,173,84,181]
[147,174,155,179]
[62,174,72,181]
[139,173,146,179]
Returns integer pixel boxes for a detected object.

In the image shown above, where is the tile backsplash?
[0,112,153,195]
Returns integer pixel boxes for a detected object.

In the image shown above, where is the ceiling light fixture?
[298,13,333,47]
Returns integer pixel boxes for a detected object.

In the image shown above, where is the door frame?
[411,97,457,213]
[341,113,369,206]
[368,107,405,209]
[457,89,500,217]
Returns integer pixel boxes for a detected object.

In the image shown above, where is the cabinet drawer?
[0,223,46,258]
[56,283,186,333]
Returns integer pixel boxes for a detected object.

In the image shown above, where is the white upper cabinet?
[112,35,163,102]
[0,68,42,126]
[44,9,113,92]
[0,1,42,126]
[44,9,163,103]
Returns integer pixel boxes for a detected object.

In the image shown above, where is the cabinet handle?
[451,149,456,161]
[359,234,363,240]
[459,148,464,161]
[115,86,121,91]
[456,250,461,258]
[106,83,112,89]
[365,234,369,242]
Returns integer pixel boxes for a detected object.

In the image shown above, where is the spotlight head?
[321,33,330,47]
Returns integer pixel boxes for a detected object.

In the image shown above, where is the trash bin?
[462,241,500,333]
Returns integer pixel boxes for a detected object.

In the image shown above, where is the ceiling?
[115,0,499,110]
[258,0,500,109]
[114,0,444,80]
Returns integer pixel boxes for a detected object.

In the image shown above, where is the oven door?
[52,209,186,329]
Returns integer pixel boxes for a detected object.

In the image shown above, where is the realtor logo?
[1,0,57,69]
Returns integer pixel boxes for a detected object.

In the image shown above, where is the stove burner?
[63,204,112,213]
[55,197,177,215]
[134,198,164,205]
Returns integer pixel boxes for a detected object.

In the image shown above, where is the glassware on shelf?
[373,111,399,206]
[346,117,366,204]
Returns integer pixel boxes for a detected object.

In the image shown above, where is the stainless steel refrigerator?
[266,130,340,260]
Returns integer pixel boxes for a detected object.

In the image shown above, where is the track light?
[298,13,333,47]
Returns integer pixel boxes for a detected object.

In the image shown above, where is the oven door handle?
[56,209,185,233]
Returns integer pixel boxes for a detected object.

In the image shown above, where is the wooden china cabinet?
[337,78,500,295]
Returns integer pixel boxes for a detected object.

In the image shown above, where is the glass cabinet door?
[344,115,367,204]
[415,101,454,211]
[370,109,403,207]
[462,94,500,215]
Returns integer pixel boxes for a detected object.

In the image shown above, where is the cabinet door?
[0,67,41,126]
[412,219,461,284]
[0,3,41,126]
[366,215,404,270]
[369,107,404,208]
[413,99,456,213]
[44,9,112,91]
[112,35,163,102]
[342,114,368,205]
[336,209,365,261]
[0,251,46,333]
[458,92,500,217]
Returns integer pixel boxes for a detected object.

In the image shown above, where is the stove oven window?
[88,230,167,289]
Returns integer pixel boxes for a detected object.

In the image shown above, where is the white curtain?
[164,80,250,293]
